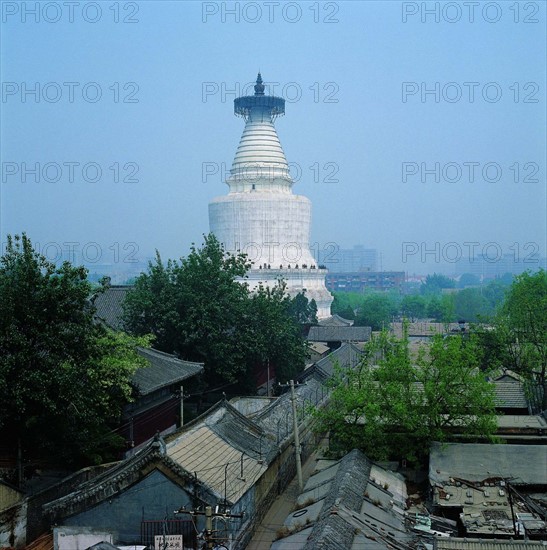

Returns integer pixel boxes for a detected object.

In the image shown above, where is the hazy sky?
[1,0,545,274]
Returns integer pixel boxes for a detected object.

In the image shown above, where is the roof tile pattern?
[307,326,371,343]
[493,381,529,409]
[133,348,203,395]
[92,285,131,330]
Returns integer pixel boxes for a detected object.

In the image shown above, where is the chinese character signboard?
[154,534,184,550]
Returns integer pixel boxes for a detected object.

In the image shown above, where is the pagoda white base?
[241,268,333,319]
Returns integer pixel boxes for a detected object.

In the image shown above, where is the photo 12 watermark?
[401,241,541,264]
[216,240,340,267]
[2,162,139,183]
[2,82,139,104]
[401,2,541,24]
[1,2,140,23]
[201,161,339,184]
[201,2,339,24]
[401,81,540,104]
[202,80,339,104]
[401,162,540,184]
[0,240,141,264]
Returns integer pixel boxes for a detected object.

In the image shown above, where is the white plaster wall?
[209,193,316,268]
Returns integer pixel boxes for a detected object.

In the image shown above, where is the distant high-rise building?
[326,271,405,293]
[318,245,378,273]
[208,73,333,318]
[455,252,545,280]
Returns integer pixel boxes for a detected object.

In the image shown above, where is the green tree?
[285,291,318,325]
[421,273,456,295]
[482,279,509,311]
[124,234,308,392]
[313,329,497,463]
[426,296,443,321]
[354,293,397,330]
[458,273,480,288]
[330,292,363,316]
[338,305,356,321]
[241,282,308,388]
[453,288,491,322]
[401,295,427,320]
[480,270,547,409]
[0,234,148,472]
[124,234,251,386]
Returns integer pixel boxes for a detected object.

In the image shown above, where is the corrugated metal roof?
[133,347,203,395]
[435,538,547,549]
[430,443,547,486]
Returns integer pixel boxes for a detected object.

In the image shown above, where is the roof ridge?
[164,400,226,441]
[136,346,204,366]
[43,442,164,515]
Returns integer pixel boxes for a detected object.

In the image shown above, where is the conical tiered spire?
[254,72,265,95]
[228,73,292,192]
[209,72,334,318]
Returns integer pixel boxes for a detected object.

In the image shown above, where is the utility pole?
[205,506,213,548]
[290,380,304,491]
[279,380,304,491]
[179,384,184,427]
[174,505,243,549]
[266,358,270,397]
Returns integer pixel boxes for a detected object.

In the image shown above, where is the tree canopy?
[353,292,399,330]
[0,234,149,471]
[420,273,456,295]
[313,328,497,463]
[123,234,310,393]
[477,270,547,409]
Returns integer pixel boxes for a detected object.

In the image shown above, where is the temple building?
[209,73,333,318]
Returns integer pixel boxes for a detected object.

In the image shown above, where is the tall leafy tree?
[124,234,308,392]
[458,273,481,288]
[420,273,456,295]
[240,282,308,388]
[0,234,148,472]
[124,234,250,386]
[285,291,318,326]
[313,328,497,463]
[401,294,427,320]
[453,288,491,322]
[354,293,397,330]
[479,270,547,409]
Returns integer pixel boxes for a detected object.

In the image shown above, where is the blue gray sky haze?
[1,1,545,275]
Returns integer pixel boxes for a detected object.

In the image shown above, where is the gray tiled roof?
[133,347,203,395]
[304,450,372,548]
[307,326,371,343]
[313,343,364,378]
[318,314,354,327]
[210,402,276,463]
[429,442,547,486]
[92,285,132,330]
[254,378,325,445]
[43,437,218,517]
[494,381,529,409]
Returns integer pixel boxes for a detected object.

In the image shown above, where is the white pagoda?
[209,73,333,318]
